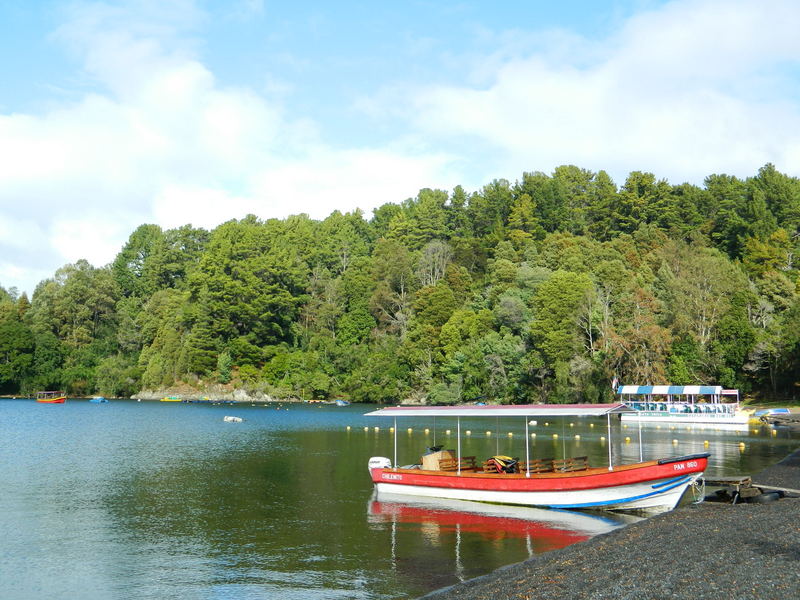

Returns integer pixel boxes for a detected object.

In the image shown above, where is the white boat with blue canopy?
[616,385,749,426]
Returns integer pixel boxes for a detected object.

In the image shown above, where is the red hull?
[371,456,707,493]
[36,397,66,403]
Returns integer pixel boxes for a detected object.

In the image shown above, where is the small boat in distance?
[36,391,67,404]
[366,403,708,514]
[89,396,108,403]
[160,396,182,402]
[335,399,350,406]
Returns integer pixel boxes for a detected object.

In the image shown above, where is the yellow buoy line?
[351,417,765,459]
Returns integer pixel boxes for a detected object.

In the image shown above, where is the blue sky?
[1,0,799,295]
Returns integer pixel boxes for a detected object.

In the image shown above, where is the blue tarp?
[616,385,722,396]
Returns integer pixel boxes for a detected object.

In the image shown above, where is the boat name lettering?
[673,461,698,471]
[382,473,403,481]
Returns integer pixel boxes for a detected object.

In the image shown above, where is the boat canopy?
[364,403,634,418]
[616,385,722,396]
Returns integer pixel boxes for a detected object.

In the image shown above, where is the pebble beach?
[422,448,800,600]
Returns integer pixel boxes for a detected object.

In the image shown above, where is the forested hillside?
[3,164,800,402]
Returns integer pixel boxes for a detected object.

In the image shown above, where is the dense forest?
[3,164,800,403]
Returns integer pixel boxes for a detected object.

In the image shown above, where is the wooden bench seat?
[552,456,589,472]
[519,458,555,474]
[438,456,478,471]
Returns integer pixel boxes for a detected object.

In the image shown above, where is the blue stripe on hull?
[545,476,694,509]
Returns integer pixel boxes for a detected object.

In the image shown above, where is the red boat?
[36,391,67,404]
[366,403,709,513]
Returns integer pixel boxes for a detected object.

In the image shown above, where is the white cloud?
[0,0,459,295]
[2,0,800,297]
[407,0,800,185]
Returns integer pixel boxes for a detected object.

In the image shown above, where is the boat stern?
[368,456,392,480]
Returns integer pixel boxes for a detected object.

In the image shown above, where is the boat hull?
[370,455,707,513]
[36,397,66,404]
[620,411,749,426]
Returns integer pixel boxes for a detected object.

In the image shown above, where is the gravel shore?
[421,448,800,600]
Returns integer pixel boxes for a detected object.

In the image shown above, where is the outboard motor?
[368,456,392,473]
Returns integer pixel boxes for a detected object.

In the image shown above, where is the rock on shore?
[422,449,800,600]
[133,387,296,402]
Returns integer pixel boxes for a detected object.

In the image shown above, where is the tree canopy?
[3,163,800,402]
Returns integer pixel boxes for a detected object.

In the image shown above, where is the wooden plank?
[751,483,800,495]
[704,476,752,486]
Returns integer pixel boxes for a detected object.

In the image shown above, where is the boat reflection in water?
[368,492,643,584]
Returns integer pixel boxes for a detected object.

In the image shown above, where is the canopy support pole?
[607,413,613,471]
[525,418,530,477]
[457,417,462,475]
[393,417,398,468]
[638,413,643,462]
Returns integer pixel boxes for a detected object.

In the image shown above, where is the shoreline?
[421,447,800,600]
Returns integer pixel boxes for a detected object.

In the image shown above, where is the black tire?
[748,491,781,504]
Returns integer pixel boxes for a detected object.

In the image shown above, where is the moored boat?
[36,391,67,404]
[616,385,749,426]
[89,396,108,403]
[160,396,182,402]
[366,404,708,514]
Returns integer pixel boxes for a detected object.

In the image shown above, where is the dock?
[704,474,800,503]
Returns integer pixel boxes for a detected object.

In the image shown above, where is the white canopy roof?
[364,403,634,418]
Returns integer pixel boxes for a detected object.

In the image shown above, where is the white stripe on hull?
[620,413,749,425]
[374,472,702,513]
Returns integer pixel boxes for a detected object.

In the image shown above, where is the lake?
[1,399,797,599]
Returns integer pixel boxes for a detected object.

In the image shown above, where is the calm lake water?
[1,399,797,599]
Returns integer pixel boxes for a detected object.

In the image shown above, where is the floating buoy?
[553,433,558,439]
[424,428,430,434]
[569,423,574,427]
[346,425,351,430]
[389,427,394,432]
[531,433,536,438]
[624,437,631,443]
[545,422,549,427]
[486,431,492,436]
[445,429,451,435]
[465,430,471,436]
[589,423,594,428]
[363,426,369,431]
[739,442,746,450]
[373,426,379,431]
[623,424,628,429]
[600,436,605,442]
[672,439,678,445]
[407,428,413,433]
[574,434,581,440]
[508,432,513,437]
[529,420,537,426]
[704,440,709,446]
